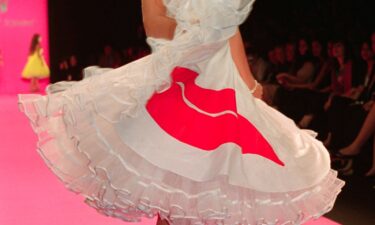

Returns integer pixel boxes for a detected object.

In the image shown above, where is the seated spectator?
[324,40,372,111]
[276,38,315,86]
[319,40,375,150]
[247,47,270,82]
[353,41,375,101]
[268,45,289,82]
[284,39,332,91]
[327,40,353,96]
[263,47,278,84]
[265,40,321,122]
[267,47,278,66]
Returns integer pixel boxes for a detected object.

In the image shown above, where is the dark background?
[47,0,375,82]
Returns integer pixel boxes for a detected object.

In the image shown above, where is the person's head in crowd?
[274,45,286,64]
[330,40,353,95]
[298,38,310,56]
[285,42,296,63]
[104,45,113,56]
[59,59,69,70]
[332,40,352,73]
[360,40,374,63]
[69,55,78,67]
[312,39,325,58]
[267,48,277,65]
[333,40,349,61]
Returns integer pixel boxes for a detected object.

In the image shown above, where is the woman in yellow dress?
[22,34,50,92]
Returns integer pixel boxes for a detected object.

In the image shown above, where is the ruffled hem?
[18,91,344,225]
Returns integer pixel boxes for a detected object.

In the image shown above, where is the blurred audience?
[58,55,82,81]
[276,38,315,87]
[247,32,375,178]
[67,55,82,81]
[99,45,122,68]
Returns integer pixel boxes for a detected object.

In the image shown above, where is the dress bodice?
[158,0,255,43]
[162,0,255,25]
[146,0,257,94]
[148,0,255,45]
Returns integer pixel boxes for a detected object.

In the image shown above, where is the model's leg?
[365,136,375,176]
[30,78,37,92]
[35,78,40,91]
[339,105,375,155]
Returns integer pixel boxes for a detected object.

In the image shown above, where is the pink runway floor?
[0,95,340,225]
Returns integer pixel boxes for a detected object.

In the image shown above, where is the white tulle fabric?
[18,0,344,224]
[19,89,343,225]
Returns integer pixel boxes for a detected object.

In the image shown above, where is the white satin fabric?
[18,0,344,224]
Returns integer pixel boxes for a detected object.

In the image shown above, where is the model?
[18,0,344,224]
[21,33,50,92]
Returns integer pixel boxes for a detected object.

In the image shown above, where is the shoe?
[332,158,353,175]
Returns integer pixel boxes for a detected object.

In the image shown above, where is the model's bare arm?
[141,0,177,40]
[229,29,262,98]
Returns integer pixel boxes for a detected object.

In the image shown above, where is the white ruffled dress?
[18,0,344,224]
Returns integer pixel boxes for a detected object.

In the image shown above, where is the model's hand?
[276,73,289,84]
[252,84,263,99]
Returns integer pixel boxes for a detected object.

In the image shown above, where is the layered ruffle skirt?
[18,44,344,225]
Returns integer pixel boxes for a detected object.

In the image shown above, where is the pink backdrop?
[0,0,49,94]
